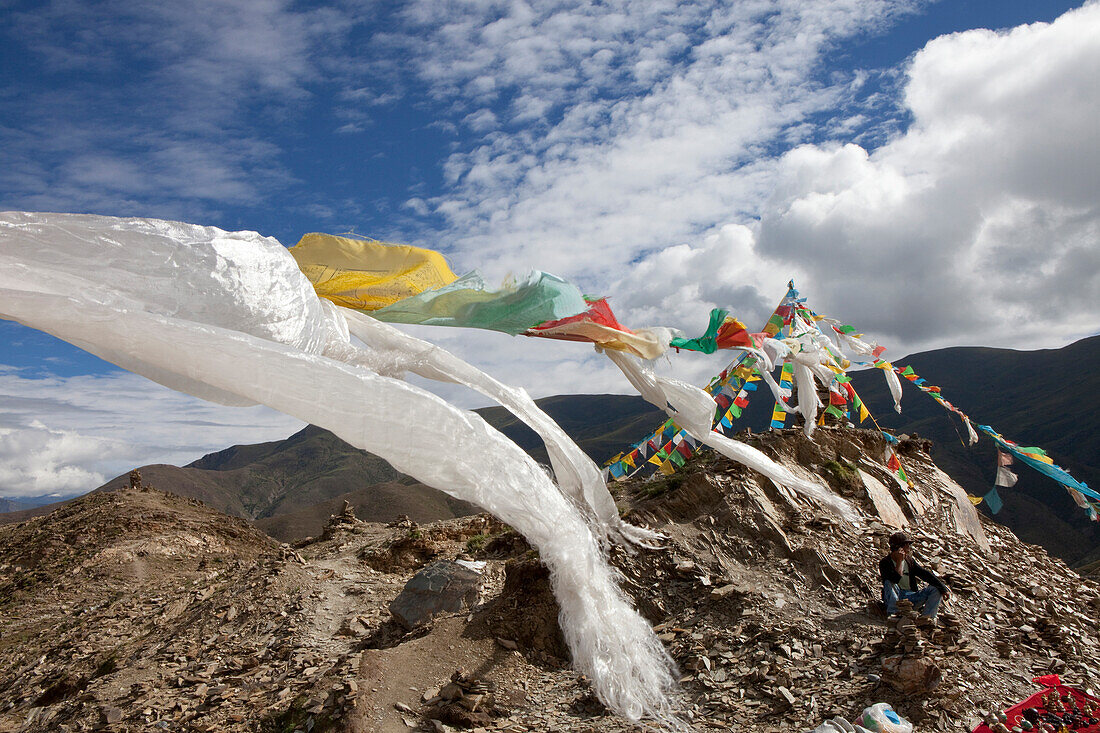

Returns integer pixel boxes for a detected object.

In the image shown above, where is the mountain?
[2,337,1094,559]
[477,393,665,464]
[848,335,1100,565]
[0,395,664,541]
[0,498,29,513]
[0,493,79,513]
[3,427,1098,732]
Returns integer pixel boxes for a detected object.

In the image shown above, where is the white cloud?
[0,370,304,498]
[385,0,922,290]
[0,0,350,214]
[3,1,1097,496]
[754,3,1100,350]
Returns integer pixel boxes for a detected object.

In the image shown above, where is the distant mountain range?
[0,498,28,513]
[0,493,79,513]
[0,394,664,542]
[2,336,1096,566]
[848,334,1100,566]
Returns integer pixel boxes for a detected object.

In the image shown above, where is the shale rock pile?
[1,426,1098,732]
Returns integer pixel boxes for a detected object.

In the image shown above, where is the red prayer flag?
[527,297,632,342]
[714,318,753,349]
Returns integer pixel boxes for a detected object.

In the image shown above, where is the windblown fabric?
[289,233,458,310]
[339,310,662,549]
[0,212,681,726]
[669,308,753,353]
[372,269,590,335]
[979,426,1099,501]
[527,297,670,359]
[603,349,861,524]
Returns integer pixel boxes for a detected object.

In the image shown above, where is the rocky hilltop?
[2,428,1099,732]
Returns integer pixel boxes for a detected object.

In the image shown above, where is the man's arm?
[879,556,901,584]
[911,559,948,593]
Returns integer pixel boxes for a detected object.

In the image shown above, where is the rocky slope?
[2,428,1099,732]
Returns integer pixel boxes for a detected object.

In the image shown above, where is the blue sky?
[1,0,1098,498]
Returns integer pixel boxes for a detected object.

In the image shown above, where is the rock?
[439,682,463,701]
[881,654,943,694]
[710,584,739,599]
[389,561,483,630]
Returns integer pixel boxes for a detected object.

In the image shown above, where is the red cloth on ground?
[971,677,1100,733]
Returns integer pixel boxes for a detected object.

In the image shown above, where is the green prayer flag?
[373,270,588,335]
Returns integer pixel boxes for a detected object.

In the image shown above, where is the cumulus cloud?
[377,1,923,306]
[755,3,1100,350]
[2,0,1097,494]
[0,370,304,498]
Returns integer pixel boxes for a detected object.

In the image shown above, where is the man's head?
[889,532,912,553]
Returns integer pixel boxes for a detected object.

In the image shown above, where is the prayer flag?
[995,466,1018,487]
[983,487,1004,514]
[1068,489,1090,509]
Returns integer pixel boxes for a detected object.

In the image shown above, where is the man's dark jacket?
[879,555,948,594]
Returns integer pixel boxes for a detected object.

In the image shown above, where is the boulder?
[389,560,483,629]
[881,654,942,695]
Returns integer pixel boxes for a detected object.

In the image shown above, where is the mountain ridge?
[1,337,1095,564]
[4,425,1099,731]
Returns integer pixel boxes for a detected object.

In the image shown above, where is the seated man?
[879,532,949,619]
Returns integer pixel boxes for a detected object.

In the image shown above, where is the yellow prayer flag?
[968,495,984,506]
[290,233,458,310]
[658,460,676,476]
[859,403,869,423]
